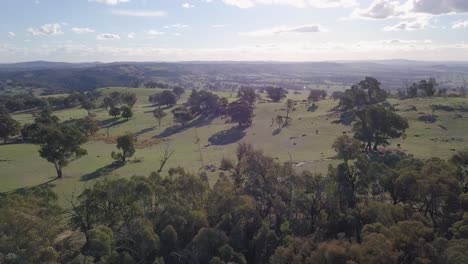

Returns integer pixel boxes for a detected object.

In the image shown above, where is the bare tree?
[158,143,174,173]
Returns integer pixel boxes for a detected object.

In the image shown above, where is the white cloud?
[96,33,121,40]
[350,0,409,19]
[383,17,431,31]
[182,3,195,8]
[452,20,468,29]
[127,32,136,38]
[71,27,95,34]
[221,0,357,8]
[411,0,468,15]
[8,32,16,37]
[28,23,63,36]
[111,9,166,17]
[240,24,327,37]
[89,0,130,5]
[211,24,227,28]
[164,24,189,29]
[147,30,165,36]
[351,0,468,20]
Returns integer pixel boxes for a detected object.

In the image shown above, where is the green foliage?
[225,99,254,127]
[353,105,408,151]
[28,116,88,178]
[0,186,62,263]
[122,92,137,107]
[128,218,160,262]
[407,78,438,98]
[111,134,135,163]
[80,98,95,114]
[74,116,99,136]
[451,213,468,239]
[0,92,46,112]
[187,227,230,263]
[3,83,468,264]
[149,90,177,107]
[339,77,387,110]
[332,135,362,163]
[160,225,178,257]
[85,226,114,259]
[0,111,20,144]
[121,105,133,120]
[103,96,114,109]
[266,86,287,102]
[187,89,222,115]
[108,106,121,118]
[172,86,185,98]
[308,89,327,104]
[153,107,166,126]
[171,106,194,126]
[237,86,257,105]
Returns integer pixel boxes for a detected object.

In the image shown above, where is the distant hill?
[0,60,467,92]
[0,61,102,72]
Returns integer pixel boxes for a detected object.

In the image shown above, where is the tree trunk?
[56,166,63,179]
[3,137,6,144]
[373,141,379,151]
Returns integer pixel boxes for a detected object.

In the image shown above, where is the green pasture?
[1,87,467,206]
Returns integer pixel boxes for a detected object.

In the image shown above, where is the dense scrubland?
[1,75,468,263]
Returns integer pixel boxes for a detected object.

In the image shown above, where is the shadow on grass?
[0,177,59,196]
[100,118,127,128]
[143,105,172,113]
[272,128,282,136]
[134,127,156,137]
[80,162,125,182]
[156,113,217,139]
[208,126,246,146]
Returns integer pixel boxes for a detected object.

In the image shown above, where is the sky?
[1,0,468,62]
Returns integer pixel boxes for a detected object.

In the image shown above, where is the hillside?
[1,87,467,207]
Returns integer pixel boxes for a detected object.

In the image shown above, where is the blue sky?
[1,0,468,62]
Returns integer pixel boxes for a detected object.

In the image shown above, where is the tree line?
[1,139,467,263]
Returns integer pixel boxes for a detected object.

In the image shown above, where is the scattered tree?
[32,124,88,178]
[339,77,387,110]
[109,106,121,118]
[149,90,177,107]
[275,115,284,129]
[353,105,409,151]
[103,97,113,110]
[238,87,257,105]
[80,98,95,116]
[111,134,135,163]
[266,86,287,102]
[74,116,99,136]
[172,86,185,98]
[158,144,174,173]
[0,111,20,144]
[122,92,137,107]
[171,106,194,126]
[308,89,327,105]
[153,107,166,127]
[225,100,254,127]
[120,105,133,121]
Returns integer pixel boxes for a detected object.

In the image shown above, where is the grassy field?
[1,87,467,206]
